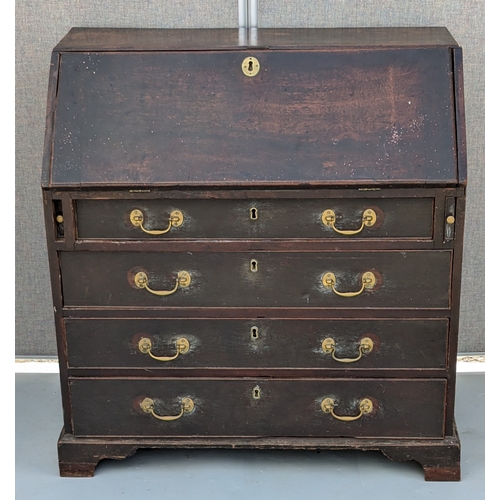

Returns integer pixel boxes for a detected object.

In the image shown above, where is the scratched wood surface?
[43,28,466,480]
[58,250,452,309]
[75,197,434,240]
[51,48,457,186]
[64,318,448,370]
[68,378,446,438]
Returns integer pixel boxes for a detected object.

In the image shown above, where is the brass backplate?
[359,398,373,414]
[181,397,195,413]
[363,209,377,227]
[178,271,191,288]
[134,271,148,288]
[242,56,260,77]
[361,271,376,289]
[170,210,184,227]
[321,338,335,353]
[321,272,336,287]
[130,209,144,226]
[321,209,336,226]
[138,337,153,353]
[177,337,190,354]
[321,398,335,413]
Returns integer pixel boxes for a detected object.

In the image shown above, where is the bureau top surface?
[54,27,459,51]
[43,28,465,188]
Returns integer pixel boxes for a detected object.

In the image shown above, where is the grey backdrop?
[15,1,484,356]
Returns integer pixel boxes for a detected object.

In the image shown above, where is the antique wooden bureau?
[42,27,466,480]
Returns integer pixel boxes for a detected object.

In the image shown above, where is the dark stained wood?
[452,48,468,186]
[41,52,60,188]
[59,250,452,309]
[76,197,434,240]
[64,318,448,370]
[57,425,460,480]
[53,28,459,53]
[61,307,453,320]
[42,27,466,480]
[50,48,457,187]
[55,187,466,200]
[42,190,73,432]
[445,194,466,434]
[68,378,446,438]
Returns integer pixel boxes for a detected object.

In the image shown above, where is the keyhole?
[250,207,258,220]
[250,259,258,272]
[252,386,261,399]
[251,326,259,339]
[248,59,253,73]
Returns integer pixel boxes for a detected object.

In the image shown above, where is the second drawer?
[60,251,452,308]
[65,318,448,370]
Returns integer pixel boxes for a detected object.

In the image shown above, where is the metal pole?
[238,0,248,28]
[238,0,258,28]
[248,0,258,28]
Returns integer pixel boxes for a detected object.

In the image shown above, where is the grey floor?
[16,372,484,500]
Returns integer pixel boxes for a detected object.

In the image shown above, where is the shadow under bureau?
[42,27,466,480]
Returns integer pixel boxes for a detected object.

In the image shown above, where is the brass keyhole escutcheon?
[250,259,258,273]
[252,386,261,399]
[242,56,260,77]
[250,207,258,220]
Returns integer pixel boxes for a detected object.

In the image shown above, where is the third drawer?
[65,318,448,370]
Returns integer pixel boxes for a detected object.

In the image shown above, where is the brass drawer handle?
[140,397,194,422]
[321,337,374,363]
[138,337,190,362]
[322,209,376,235]
[130,209,183,235]
[322,271,376,297]
[321,397,373,422]
[134,270,191,296]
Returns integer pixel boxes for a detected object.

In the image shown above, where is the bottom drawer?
[69,378,446,439]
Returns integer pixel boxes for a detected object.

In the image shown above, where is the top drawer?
[75,197,434,240]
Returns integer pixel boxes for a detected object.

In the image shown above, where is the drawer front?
[60,251,451,309]
[65,318,448,370]
[69,378,446,438]
[75,198,434,240]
